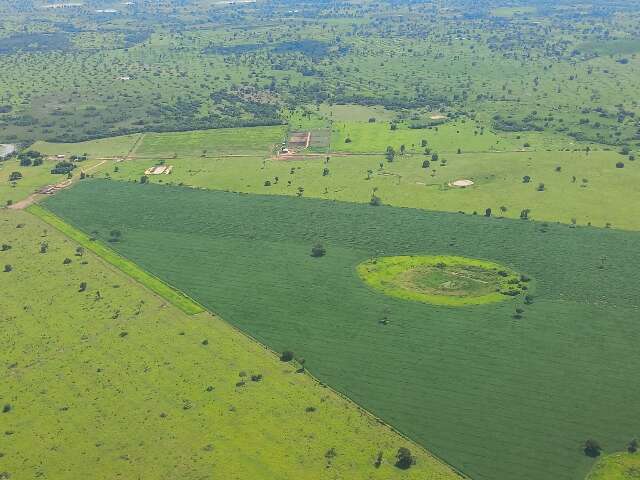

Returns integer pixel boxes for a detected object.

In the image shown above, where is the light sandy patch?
[449,179,474,188]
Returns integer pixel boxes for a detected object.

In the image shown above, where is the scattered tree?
[395,447,415,469]
[583,439,602,457]
[280,350,294,362]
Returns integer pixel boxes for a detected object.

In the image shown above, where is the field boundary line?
[27,204,205,315]
[27,204,470,479]
[209,305,472,479]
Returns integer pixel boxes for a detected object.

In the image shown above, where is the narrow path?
[9,160,107,210]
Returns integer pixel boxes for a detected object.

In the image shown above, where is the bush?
[584,439,602,457]
[280,350,294,362]
[628,438,638,453]
[616,162,625,168]
[79,282,87,292]
[310,243,326,257]
[395,447,415,469]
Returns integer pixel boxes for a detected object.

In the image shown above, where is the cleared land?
[133,126,286,158]
[0,157,104,207]
[0,208,461,480]
[42,180,640,480]
[586,452,640,480]
[357,255,527,306]
[88,145,640,230]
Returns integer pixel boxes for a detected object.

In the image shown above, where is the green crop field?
[0,207,460,480]
[42,179,640,480]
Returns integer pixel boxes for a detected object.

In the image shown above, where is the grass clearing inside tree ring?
[357,255,529,306]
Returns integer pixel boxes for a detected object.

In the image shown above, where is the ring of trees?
[357,255,530,307]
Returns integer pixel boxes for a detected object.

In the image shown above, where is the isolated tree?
[280,350,294,362]
[628,439,638,453]
[616,162,624,168]
[520,209,531,220]
[370,195,382,206]
[537,183,545,192]
[374,451,383,468]
[395,447,415,469]
[310,243,326,258]
[422,160,430,169]
[140,175,149,184]
[584,439,602,457]
[522,175,531,183]
[385,146,395,162]
[500,206,507,213]
[3,264,12,273]
[39,241,48,253]
[431,153,439,162]
[400,144,406,155]
[485,208,492,217]
[79,282,87,292]
[421,139,427,147]
[366,169,373,180]
[322,167,330,176]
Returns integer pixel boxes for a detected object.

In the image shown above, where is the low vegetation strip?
[28,203,204,315]
[42,180,640,480]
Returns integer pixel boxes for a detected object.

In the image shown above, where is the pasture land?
[330,120,592,154]
[132,126,286,158]
[93,146,640,230]
[318,104,396,122]
[0,207,460,480]
[31,134,142,158]
[586,452,640,480]
[42,180,640,480]
[0,157,104,207]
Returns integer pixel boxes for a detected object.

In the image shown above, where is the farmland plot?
[43,180,640,480]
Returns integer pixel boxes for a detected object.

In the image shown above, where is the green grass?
[357,255,525,306]
[28,203,204,315]
[319,104,396,122]
[0,157,104,206]
[330,120,587,154]
[586,452,640,480]
[97,146,640,230]
[42,179,640,480]
[0,207,461,480]
[133,126,286,158]
[31,134,142,158]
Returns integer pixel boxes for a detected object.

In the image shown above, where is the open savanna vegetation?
[41,179,640,480]
[0,207,461,480]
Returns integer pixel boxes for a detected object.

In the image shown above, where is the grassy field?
[330,120,592,154]
[28,204,204,315]
[31,134,142,159]
[0,157,104,207]
[586,452,640,480]
[0,207,462,480]
[92,146,640,230]
[42,180,640,480]
[357,255,526,306]
[132,126,286,158]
